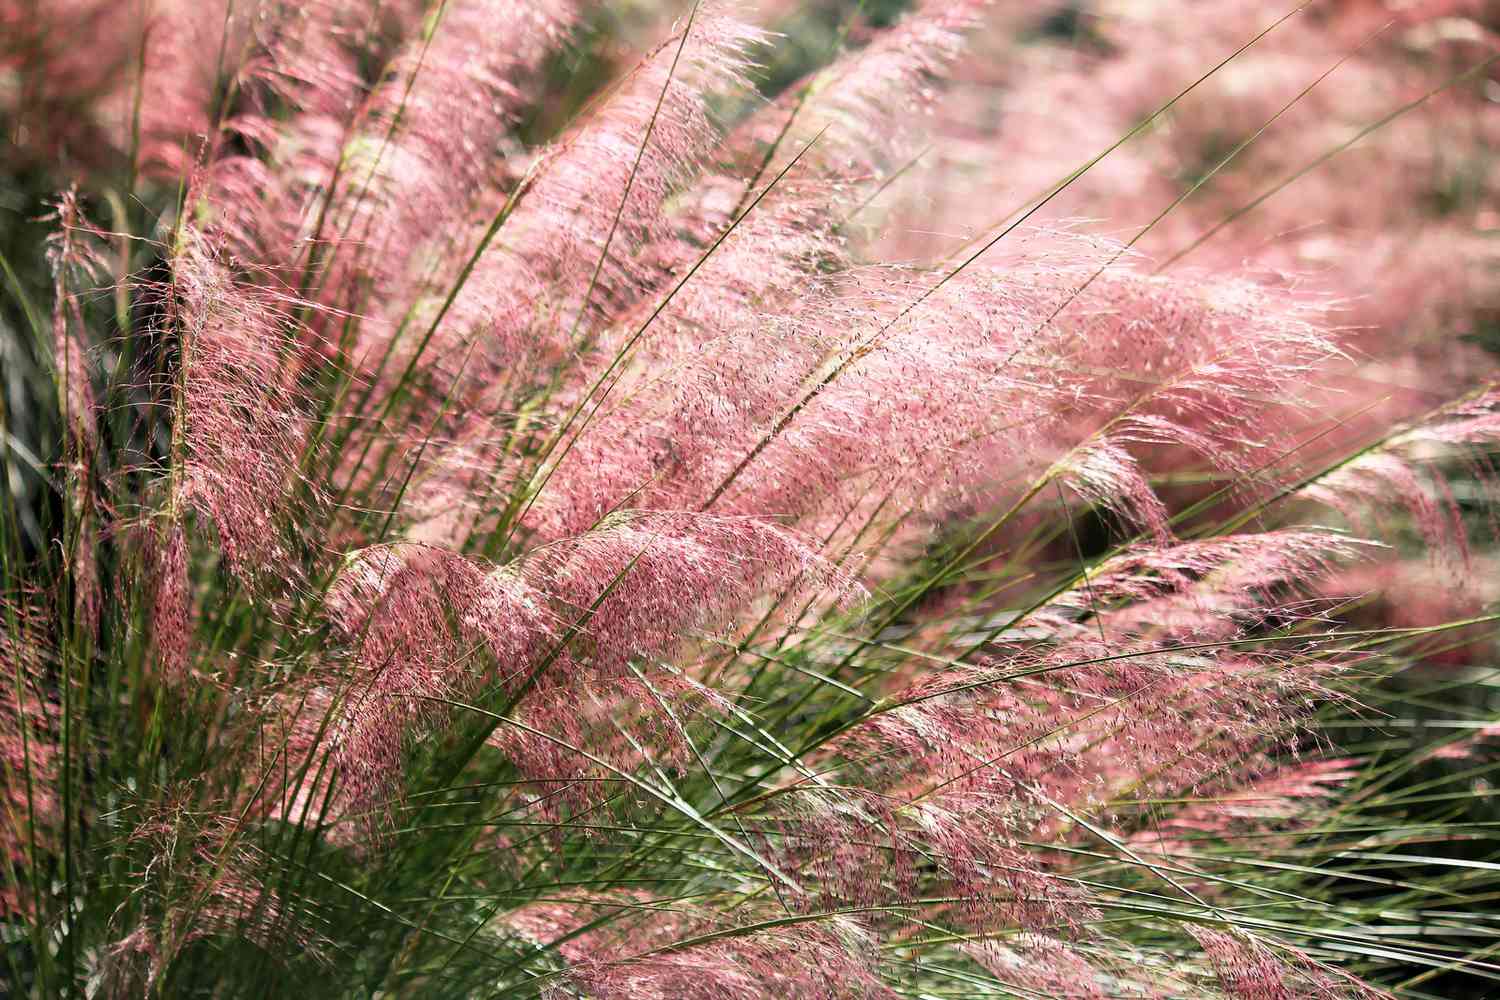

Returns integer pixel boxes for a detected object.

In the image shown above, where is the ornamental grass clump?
[2,1,1499,997]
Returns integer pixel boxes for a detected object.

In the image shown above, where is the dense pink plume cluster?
[161,230,315,583]
[529,231,1336,555]
[43,191,101,461]
[144,521,192,685]
[319,0,587,299]
[316,511,839,817]
[752,611,1344,946]
[1192,927,1377,1000]
[510,900,895,1000]
[44,190,105,635]
[320,542,553,809]
[394,6,761,382]
[727,0,994,189]
[961,934,1114,1000]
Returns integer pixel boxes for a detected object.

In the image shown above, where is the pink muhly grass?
[1298,389,1500,567]
[528,235,1336,549]
[43,189,104,637]
[98,798,323,996]
[1191,927,1379,1000]
[321,541,553,810]
[960,934,1113,1000]
[5,1,1500,997]
[725,0,994,194]
[403,6,763,387]
[509,899,897,1000]
[160,228,318,584]
[0,1,127,165]
[1129,757,1362,854]
[144,520,192,684]
[321,0,588,291]
[321,511,842,817]
[0,600,61,919]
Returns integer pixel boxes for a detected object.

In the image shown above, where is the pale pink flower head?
[165,229,320,585]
